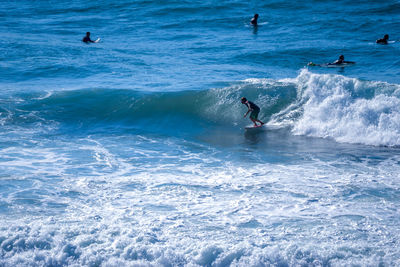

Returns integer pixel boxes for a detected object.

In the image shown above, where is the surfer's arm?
[83,37,95,43]
[244,105,252,117]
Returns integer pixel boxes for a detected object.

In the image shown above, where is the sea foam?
[271,69,400,146]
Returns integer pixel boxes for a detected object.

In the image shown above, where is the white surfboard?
[245,124,265,131]
[94,38,101,43]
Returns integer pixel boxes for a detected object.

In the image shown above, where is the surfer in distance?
[328,55,355,65]
[376,34,389,44]
[251,14,259,26]
[308,55,355,66]
[82,32,96,43]
[241,97,264,127]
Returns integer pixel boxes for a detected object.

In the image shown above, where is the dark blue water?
[1,1,400,266]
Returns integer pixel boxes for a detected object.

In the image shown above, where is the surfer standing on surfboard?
[241,97,264,126]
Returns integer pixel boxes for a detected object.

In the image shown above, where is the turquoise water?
[1,1,400,266]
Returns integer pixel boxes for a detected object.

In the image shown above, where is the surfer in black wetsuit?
[82,32,95,43]
[308,55,355,67]
[251,14,259,26]
[376,34,389,44]
[328,55,355,65]
[241,97,264,126]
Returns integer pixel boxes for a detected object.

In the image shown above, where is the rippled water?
[1,0,400,266]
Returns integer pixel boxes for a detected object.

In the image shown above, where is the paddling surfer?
[241,97,264,126]
[328,55,355,65]
[308,55,355,66]
[376,34,389,44]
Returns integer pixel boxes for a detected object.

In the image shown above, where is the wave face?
[2,70,400,146]
[0,81,296,130]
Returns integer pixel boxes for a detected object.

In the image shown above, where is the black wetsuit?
[247,101,260,111]
[82,36,93,43]
[376,38,388,44]
[328,59,355,65]
[247,101,260,119]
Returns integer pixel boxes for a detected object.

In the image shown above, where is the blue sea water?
[1,0,400,266]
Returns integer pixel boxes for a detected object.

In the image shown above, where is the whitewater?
[1,0,400,266]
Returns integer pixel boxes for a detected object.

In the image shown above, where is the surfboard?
[323,62,355,68]
[308,62,355,68]
[94,38,101,43]
[245,124,265,131]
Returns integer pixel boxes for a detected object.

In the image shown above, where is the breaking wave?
[1,69,400,146]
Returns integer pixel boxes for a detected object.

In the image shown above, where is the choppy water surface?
[1,0,400,266]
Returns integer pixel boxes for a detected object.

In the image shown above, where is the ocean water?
[1,0,400,266]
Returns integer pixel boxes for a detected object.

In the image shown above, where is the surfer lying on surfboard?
[241,97,264,126]
[308,55,355,67]
[376,34,389,44]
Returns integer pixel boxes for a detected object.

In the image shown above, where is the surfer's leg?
[250,110,261,126]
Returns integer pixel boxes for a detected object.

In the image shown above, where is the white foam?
[32,91,53,100]
[274,69,400,146]
[1,154,400,266]
[2,78,400,265]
